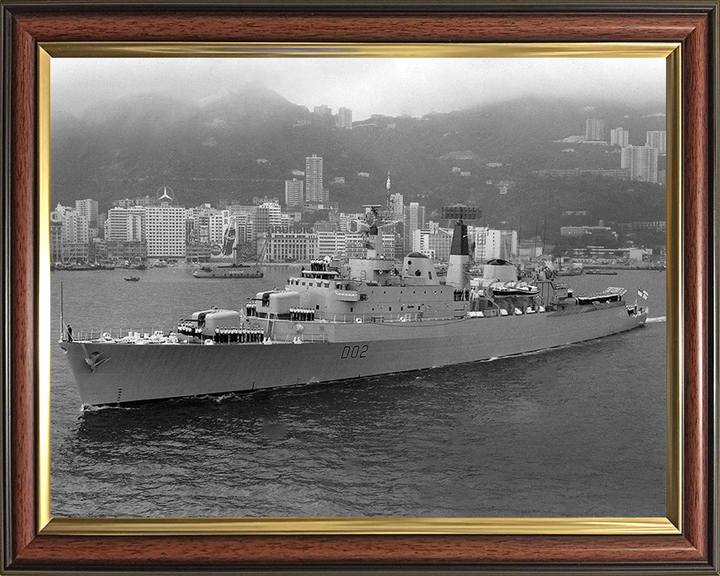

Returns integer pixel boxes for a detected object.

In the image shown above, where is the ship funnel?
[445,220,471,289]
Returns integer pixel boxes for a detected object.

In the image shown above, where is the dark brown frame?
[1,1,718,573]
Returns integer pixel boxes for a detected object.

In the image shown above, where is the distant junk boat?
[59,202,649,407]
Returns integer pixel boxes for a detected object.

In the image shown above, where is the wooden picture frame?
[1,1,717,573]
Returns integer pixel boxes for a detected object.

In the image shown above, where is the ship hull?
[60,304,647,406]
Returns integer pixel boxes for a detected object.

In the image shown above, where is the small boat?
[124,276,140,282]
[490,280,540,297]
[584,268,618,275]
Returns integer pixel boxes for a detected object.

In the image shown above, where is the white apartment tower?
[59,207,90,245]
[285,178,304,207]
[107,206,145,242]
[403,202,426,252]
[305,154,324,203]
[75,198,99,227]
[645,131,667,154]
[610,127,630,147]
[621,145,659,183]
[144,203,186,258]
[585,118,605,141]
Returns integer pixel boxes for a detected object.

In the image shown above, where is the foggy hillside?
[51,86,666,237]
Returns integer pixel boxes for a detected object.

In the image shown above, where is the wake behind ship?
[59,208,648,406]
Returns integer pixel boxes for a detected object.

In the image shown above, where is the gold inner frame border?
[36,41,682,536]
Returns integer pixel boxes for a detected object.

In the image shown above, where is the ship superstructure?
[60,206,648,406]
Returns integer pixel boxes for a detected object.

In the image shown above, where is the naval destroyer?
[59,206,648,406]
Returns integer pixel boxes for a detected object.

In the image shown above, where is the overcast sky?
[52,58,666,120]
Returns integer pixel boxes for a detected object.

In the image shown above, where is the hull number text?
[341,345,368,359]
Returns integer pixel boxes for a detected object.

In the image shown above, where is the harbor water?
[50,266,666,518]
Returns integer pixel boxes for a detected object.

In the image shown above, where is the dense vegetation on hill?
[51,86,666,244]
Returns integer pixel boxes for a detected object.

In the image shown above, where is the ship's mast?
[442,206,482,289]
[233,217,240,266]
[60,281,65,341]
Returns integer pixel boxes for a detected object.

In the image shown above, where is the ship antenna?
[385,171,391,214]
[60,281,65,342]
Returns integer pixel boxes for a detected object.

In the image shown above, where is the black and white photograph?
[49,55,667,519]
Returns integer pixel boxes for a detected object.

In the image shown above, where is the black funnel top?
[450,220,470,256]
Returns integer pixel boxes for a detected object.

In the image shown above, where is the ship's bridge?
[300,269,340,281]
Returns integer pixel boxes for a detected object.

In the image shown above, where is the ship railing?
[277,334,329,344]
[70,328,176,342]
[320,312,468,324]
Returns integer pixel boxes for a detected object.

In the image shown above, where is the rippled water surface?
[50,266,666,517]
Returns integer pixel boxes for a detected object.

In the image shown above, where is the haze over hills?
[51,85,666,241]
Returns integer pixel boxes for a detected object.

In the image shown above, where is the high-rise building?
[285,179,304,207]
[60,208,90,245]
[107,206,145,242]
[585,118,605,141]
[253,202,282,238]
[610,127,630,147]
[646,130,667,154]
[305,155,324,203]
[51,204,90,262]
[144,203,186,258]
[621,145,659,183]
[403,202,426,252]
[336,107,353,130]
[75,199,99,227]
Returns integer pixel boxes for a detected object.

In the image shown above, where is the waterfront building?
[144,203,186,258]
[107,206,144,242]
[103,241,147,262]
[75,198,99,227]
[51,204,90,262]
[264,232,319,262]
[316,231,346,258]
